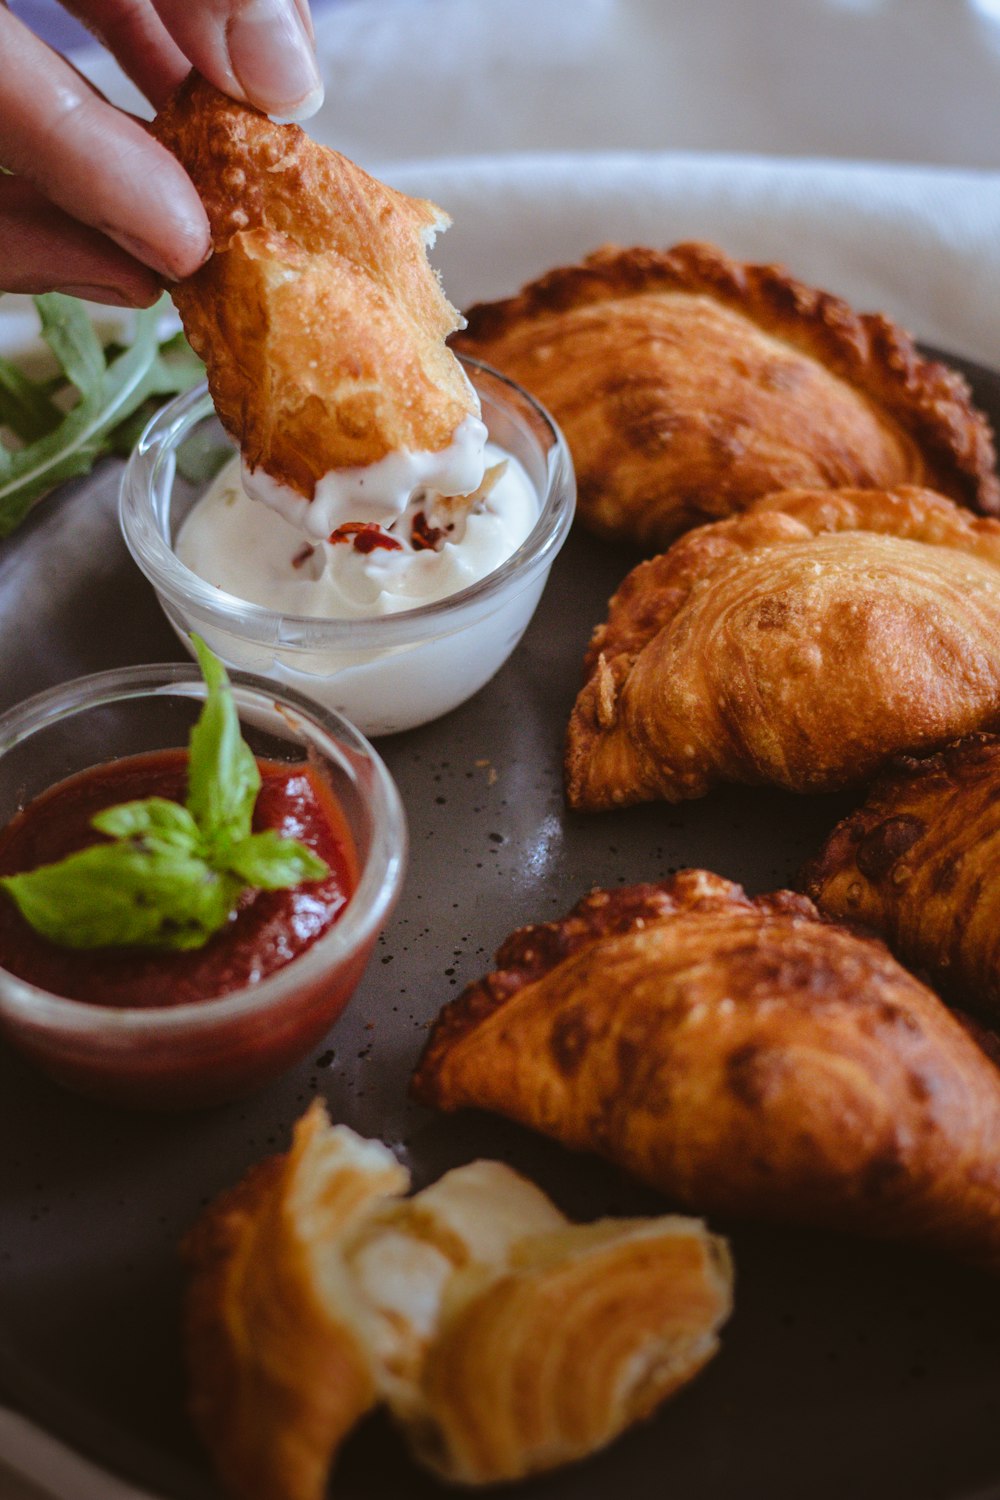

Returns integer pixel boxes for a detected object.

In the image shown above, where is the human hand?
[0,0,324,306]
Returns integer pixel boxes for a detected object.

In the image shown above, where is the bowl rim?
[0,661,407,1033]
[118,355,576,652]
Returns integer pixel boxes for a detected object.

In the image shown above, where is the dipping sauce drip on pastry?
[241,414,489,540]
[151,74,488,536]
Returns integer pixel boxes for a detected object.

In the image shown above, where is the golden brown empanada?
[184,1100,732,1497]
[804,733,1000,1020]
[412,871,1000,1272]
[565,484,1000,810]
[151,74,478,500]
[454,242,999,548]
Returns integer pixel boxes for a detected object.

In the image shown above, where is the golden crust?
[564,484,1000,810]
[348,1159,731,1485]
[151,74,476,497]
[454,242,1000,548]
[180,1102,408,1500]
[412,870,1000,1271]
[182,1101,732,1494]
[803,731,1000,1019]
[406,1216,732,1485]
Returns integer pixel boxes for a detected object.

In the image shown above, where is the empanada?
[151,75,482,514]
[412,871,1000,1271]
[565,484,1000,810]
[184,1100,733,1497]
[804,732,1000,1020]
[454,242,999,549]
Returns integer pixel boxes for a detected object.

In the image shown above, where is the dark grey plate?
[1,351,998,1500]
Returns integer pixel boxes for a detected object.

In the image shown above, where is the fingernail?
[60,284,137,306]
[291,0,315,46]
[226,0,325,120]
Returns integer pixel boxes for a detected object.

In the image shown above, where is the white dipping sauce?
[242,415,490,538]
[176,440,537,618]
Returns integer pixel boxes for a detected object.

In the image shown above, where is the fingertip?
[103,189,211,283]
[224,0,324,123]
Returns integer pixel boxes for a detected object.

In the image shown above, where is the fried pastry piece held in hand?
[454,242,999,549]
[151,74,481,508]
[412,871,1000,1272]
[804,733,1000,1021]
[566,485,1000,810]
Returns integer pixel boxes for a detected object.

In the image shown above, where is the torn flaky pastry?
[454,242,1000,550]
[150,74,485,524]
[180,1107,407,1500]
[342,1157,566,1410]
[384,1212,732,1485]
[411,871,1000,1273]
[565,484,1000,811]
[182,1099,732,1499]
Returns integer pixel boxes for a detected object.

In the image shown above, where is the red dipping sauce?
[0,743,391,1111]
[0,750,358,1008]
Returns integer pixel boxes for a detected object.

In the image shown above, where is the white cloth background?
[5,1,1000,1495]
[82,0,1000,170]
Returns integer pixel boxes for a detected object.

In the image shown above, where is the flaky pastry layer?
[183,1099,732,1496]
[454,242,999,548]
[152,74,477,496]
[180,1108,406,1500]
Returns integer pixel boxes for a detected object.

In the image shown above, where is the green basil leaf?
[185,635,260,847]
[225,830,329,890]
[0,842,242,951]
[92,797,202,851]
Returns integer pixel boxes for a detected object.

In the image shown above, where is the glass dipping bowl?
[120,358,575,737]
[0,664,406,1109]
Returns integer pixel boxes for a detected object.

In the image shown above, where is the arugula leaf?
[103,331,209,457]
[36,293,106,394]
[0,639,331,953]
[0,358,62,443]
[0,294,205,539]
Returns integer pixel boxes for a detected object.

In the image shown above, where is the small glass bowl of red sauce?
[0,663,406,1109]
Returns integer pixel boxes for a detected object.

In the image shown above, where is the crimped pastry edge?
[411,870,828,1104]
[455,241,1000,516]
